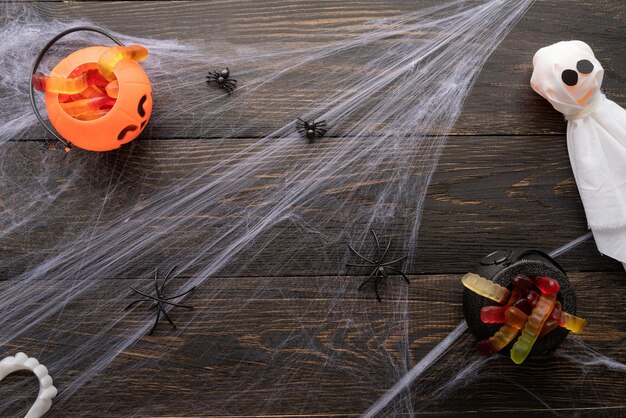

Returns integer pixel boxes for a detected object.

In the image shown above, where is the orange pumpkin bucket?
[30,27,152,152]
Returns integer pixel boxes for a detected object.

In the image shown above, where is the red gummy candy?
[476,340,496,356]
[533,276,560,295]
[32,72,46,92]
[526,290,539,306]
[480,306,507,323]
[513,298,533,315]
[549,301,565,325]
[506,288,522,306]
[512,274,533,293]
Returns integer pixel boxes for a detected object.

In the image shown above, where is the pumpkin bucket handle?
[29,26,124,151]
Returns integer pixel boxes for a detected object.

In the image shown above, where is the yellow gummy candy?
[488,324,519,352]
[461,273,509,303]
[98,45,148,81]
[561,312,587,334]
[510,293,556,364]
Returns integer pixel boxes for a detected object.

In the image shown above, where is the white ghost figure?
[531,40,626,268]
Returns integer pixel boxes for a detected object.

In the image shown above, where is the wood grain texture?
[1,1,625,417]
[1,272,624,417]
[2,134,622,280]
[15,0,625,139]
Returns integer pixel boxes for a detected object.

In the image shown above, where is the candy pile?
[32,45,148,121]
[462,273,586,364]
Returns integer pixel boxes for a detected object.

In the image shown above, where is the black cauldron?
[463,249,576,355]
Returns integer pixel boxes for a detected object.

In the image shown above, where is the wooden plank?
[1,272,623,417]
[12,0,623,139]
[1,2,624,417]
[1,135,621,281]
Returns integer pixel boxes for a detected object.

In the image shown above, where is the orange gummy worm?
[98,45,148,81]
[33,72,88,95]
[60,96,116,120]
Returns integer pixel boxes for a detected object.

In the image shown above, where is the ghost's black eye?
[561,69,578,86]
[576,59,594,74]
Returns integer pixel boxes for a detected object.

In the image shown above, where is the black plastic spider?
[125,266,196,335]
[296,118,327,142]
[206,67,237,93]
[346,230,410,302]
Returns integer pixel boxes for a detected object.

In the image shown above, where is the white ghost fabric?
[531,40,626,264]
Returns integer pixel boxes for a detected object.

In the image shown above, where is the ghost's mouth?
[577,89,595,106]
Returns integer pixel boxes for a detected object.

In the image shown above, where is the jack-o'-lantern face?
[44,46,152,152]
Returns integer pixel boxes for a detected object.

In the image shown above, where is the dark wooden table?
[2,1,625,417]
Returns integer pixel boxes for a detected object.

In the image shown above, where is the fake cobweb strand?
[0,0,583,415]
[360,232,606,417]
[4,0,532,410]
[3,0,532,330]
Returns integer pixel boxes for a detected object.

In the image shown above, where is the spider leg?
[385,266,411,284]
[128,287,191,309]
[129,286,157,301]
[373,270,382,303]
[348,244,376,264]
[379,240,392,264]
[154,268,161,296]
[296,119,312,130]
[161,266,177,294]
[379,255,408,267]
[346,263,377,268]
[148,306,161,336]
[159,304,178,330]
[358,269,377,290]
[125,298,150,310]
[370,230,381,260]
[161,286,196,306]
[157,299,194,310]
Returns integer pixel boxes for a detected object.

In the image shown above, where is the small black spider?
[125,266,196,335]
[206,67,237,93]
[296,118,327,142]
[346,230,410,302]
